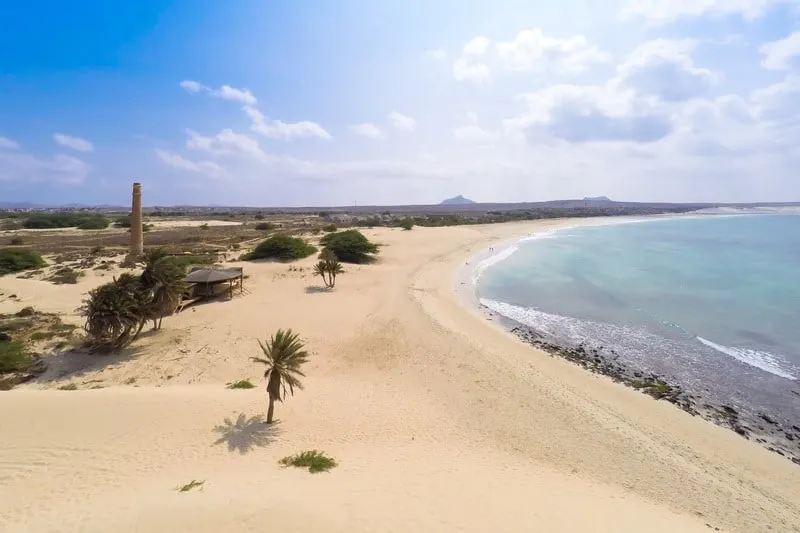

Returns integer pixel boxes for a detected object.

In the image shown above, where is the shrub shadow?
[212,413,282,454]
[304,286,332,294]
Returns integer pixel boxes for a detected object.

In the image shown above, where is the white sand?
[1,219,798,533]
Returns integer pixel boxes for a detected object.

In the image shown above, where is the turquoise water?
[477,215,800,418]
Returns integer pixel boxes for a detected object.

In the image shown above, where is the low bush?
[254,214,265,220]
[226,379,255,389]
[0,248,46,276]
[319,230,378,264]
[9,236,24,245]
[279,450,338,473]
[114,216,132,228]
[245,236,317,262]
[0,339,32,373]
[322,224,337,233]
[254,222,276,231]
[76,216,110,230]
[47,267,83,285]
[399,219,414,231]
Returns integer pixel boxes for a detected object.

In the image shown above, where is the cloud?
[453,36,492,82]
[180,80,207,93]
[243,106,331,140]
[53,133,94,153]
[349,123,385,139]
[179,81,257,105]
[620,0,792,25]
[760,32,800,71]
[453,124,499,144]
[506,83,672,144]
[0,136,19,150]
[186,128,265,158]
[618,39,720,101]
[155,149,227,178]
[425,48,447,60]
[495,29,612,74]
[216,85,257,106]
[0,152,89,184]
[388,112,417,130]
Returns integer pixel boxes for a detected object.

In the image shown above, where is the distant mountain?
[440,195,476,205]
[583,196,612,202]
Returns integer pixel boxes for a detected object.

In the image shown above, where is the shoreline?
[457,216,800,465]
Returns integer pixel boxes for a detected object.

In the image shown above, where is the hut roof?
[184,267,243,284]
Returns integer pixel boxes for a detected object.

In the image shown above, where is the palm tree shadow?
[212,413,282,454]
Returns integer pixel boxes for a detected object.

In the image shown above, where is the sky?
[1,0,800,207]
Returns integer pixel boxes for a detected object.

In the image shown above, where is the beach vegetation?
[319,230,378,264]
[176,480,205,492]
[254,214,264,220]
[313,249,344,288]
[114,216,132,228]
[15,306,36,317]
[81,273,152,351]
[323,224,337,233]
[57,383,78,391]
[0,248,46,276]
[399,219,414,231]
[140,249,187,330]
[9,236,24,245]
[279,450,337,473]
[46,266,83,285]
[244,235,317,262]
[0,339,32,373]
[226,379,256,389]
[254,222,276,231]
[251,329,309,424]
[21,213,109,230]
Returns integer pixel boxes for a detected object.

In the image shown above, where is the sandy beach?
[1,219,799,533]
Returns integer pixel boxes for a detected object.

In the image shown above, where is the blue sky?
[1,0,799,206]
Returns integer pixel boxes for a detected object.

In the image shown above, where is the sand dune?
[1,220,798,532]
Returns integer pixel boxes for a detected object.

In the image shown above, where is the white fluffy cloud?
[155,149,226,178]
[495,29,612,74]
[453,124,499,144]
[453,36,492,82]
[53,133,94,153]
[425,48,447,60]
[243,106,331,140]
[349,123,385,139]
[760,32,800,71]
[186,128,265,158]
[620,0,793,25]
[0,136,19,150]
[179,81,257,106]
[0,152,89,184]
[618,39,720,101]
[388,112,417,130]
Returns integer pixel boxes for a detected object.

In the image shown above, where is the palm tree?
[82,273,151,351]
[140,249,187,330]
[251,329,309,424]
[314,250,345,288]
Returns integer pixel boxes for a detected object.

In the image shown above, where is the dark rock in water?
[793,425,800,433]
[787,433,795,441]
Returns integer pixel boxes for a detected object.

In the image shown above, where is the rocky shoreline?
[506,322,800,466]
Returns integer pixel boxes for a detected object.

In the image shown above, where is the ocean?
[476,214,800,426]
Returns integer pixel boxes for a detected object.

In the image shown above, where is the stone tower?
[130,182,144,257]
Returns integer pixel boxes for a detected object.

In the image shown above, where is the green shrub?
[319,230,378,264]
[170,254,217,273]
[226,379,255,389]
[0,248,46,276]
[279,450,338,473]
[57,383,78,391]
[21,213,108,230]
[254,222,276,231]
[254,214,265,220]
[15,306,36,317]
[9,236,24,245]
[323,224,337,233]
[399,219,414,231]
[76,216,109,230]
[114,216,132,228]
[245,236,317,262]
[47,267,83,285]
[0,339,32,373]
[199,223,209,230]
